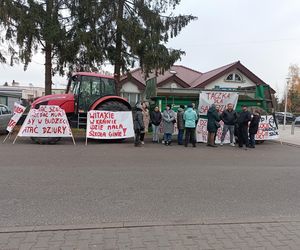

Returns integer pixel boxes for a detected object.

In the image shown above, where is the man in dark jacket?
[220,103,237,146]
[150,106,162,143]
[237,105,252,148]
[177,105,185,145]
[249,110,261,148]
[133,103,145,147]
[207,104,221,147]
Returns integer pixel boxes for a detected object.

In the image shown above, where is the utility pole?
[283,77,290,130]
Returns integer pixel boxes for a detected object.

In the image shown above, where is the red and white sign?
[198,91,239,115]
[196,118,230,143]
[86,111,134,139]
[18,105,73,137]
[6,102,26,132]
[255,115,279,140]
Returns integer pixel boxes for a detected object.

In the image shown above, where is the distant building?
[0,80,64,110]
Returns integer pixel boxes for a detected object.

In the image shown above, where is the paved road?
[0,136,299,229]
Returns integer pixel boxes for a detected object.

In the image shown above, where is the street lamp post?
[283,77,290,130]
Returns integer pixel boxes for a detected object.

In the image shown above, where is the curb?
[272,140,300,148]
[2,216,300,234]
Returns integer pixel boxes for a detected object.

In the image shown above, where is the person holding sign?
[207,104,221,147]
[183,104,198,147]
[249,110,261,148]
[133,103,145,147]
[237,105,252,149]
[220,103,238,146]
[162,104,176,146]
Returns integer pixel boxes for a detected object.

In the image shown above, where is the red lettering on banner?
[42,126,67,134]
[7,119,16,128]
[90,112,115,119]
[14,106,24,114]
[109,131,122,137]
[89,131,107,137]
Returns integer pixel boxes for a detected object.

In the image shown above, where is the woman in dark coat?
[249,110,261,148]
[133,103,145,147]
[207,104,221,147]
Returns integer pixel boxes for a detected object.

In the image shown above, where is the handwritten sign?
[86,111,134,139]
[196,118,230,143]
[18,105,73,137]
[198,91,238,115]
[255,115,279,140]
[6,103,26,132]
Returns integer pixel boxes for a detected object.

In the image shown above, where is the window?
[121,92,141,106]
[80,76,115,96]
[226,74,234,81]
[235,74,242,81]
[0,96,8,106]
[226,73,243,82]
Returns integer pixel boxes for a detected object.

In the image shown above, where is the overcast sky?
[1,0,299,99]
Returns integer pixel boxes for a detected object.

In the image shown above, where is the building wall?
[121,81,141,93]
[120,81,143,106]
[204,70,256,89]
[160,82,182,89]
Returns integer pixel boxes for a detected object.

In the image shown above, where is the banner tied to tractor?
[18,105,73,137]
[86,111,134,139]
[198,91,239,115]
[6,102,26,132]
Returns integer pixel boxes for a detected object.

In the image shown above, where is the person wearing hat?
[237,105,252,149]
[183,103,198,147]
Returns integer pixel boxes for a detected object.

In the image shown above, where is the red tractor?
[31,72,131,144]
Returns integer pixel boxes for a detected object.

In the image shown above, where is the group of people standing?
[133,101,261,149]
[205,103,260,148]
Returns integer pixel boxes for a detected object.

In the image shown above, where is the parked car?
[295,116,300,127]
[0,104,12,134]
[275,112,295,124]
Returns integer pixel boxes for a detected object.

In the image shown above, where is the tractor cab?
[67,72,116,113]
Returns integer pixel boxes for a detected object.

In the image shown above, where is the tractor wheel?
[96,100,131,111]
[31,137,61,145]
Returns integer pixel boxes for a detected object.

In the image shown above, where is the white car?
[0,104,12,134]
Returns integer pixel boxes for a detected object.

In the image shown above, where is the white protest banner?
[198,91,239,115]
[6,102,26,132]
[255,115,279,140]
[196,118,230,143]
[86,111,134,140]
[17,105,73,137]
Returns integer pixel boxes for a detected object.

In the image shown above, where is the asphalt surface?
[0,135,300,228]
